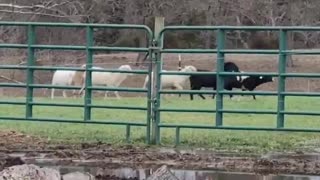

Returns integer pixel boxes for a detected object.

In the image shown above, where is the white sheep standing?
[143,65,197,94]
[50,70,76,99]
[50,64,87,99]
[79,64,133,99]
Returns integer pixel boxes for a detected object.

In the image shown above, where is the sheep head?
[182,65,197,72]
[118,65,134,76]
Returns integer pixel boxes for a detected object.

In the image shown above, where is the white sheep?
[50,70,76,99]
[49,64,87,99]
[143,65,197,94]
[79,64,133,99]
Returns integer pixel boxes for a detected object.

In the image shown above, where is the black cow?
[189,62,241,100]
[239,75,274,100]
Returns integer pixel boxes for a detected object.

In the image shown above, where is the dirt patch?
[0,131,320,176]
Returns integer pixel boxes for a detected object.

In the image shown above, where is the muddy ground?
[1,130,320,179]
[0,53,319,97]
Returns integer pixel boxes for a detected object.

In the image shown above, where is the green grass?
[0,94,319,153]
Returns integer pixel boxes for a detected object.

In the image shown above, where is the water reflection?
[51,165,320,180]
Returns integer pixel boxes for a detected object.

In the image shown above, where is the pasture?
[0,95,319,153]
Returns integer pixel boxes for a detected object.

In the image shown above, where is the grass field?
[0,94,319,153]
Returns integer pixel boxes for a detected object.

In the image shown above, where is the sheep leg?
[114,91,121,99]
[51,88,55,99]
[62,90,67,98]
[78,85,85,96]
[104,91,109,99]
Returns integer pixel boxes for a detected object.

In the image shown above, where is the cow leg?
[253,95,256,100]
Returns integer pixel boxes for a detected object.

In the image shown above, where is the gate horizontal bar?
[283,73,320,78]
[159,90,216,94]
[160,25,320,31]
[0,44,150,52]
[89,105,147,111]
[0,21,152,30]
[158,124,320,132]
[160,71,278,76]
[220,91,278,95]
[0,65,148,74]
[158,108,216,113]
[89,46,149,52]
[282,92,320,96]
[31,102,83,108]
[0,83,26,87]
[87,86,147,92]
[30,102,147,111]
[281,111,320,116]
[161,49,218,53]
[0,101,26,105]
[0,44,28,48]
[0,116,146,126]
[220,109,277,114]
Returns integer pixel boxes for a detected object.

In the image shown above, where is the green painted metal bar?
[31,102,83,108]
[281,92,320,96]
[28,102,147,111]
[0,83,27,88]
[88,86,148,93]
[0,65,148,74]
[161,49,279,54]
[84,26,93,121]
[0,116,146,126]
[221,49,279,54]
[160,90,216,94]
[215,29,225,127]
[89,46,149,52]
[175,127,180,146]
[20,45,149,51]
[220,91,278,96]
[160,71,278,76]
[126,125,131,143]
[0,44,28,48]
[0,101,26,105]
[146,41,153,144]
[158,108,277,115]
[283,73,320,78]
[158,25,320,32]
[161,49,217,53]
[281,111,320,116]
[25,25,35,119]
[89,105,147,111]
[277,29,287,128]
[158,108,216,113]
[158,124,320,133]
[220,109,277,115]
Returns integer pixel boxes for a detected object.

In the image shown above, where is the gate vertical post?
[215,29,225,126]
[277,29,287,128]
[26,25,35,118]
[84,26,93,121]
[151,17,164,145]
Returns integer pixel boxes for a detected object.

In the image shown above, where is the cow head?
[259,76,273,83]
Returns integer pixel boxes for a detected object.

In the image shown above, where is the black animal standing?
[239,75,274,100]
[189,62,242,100]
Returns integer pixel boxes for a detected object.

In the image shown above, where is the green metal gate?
[152,26,320,145]
[0,21,153,143]
[0,22,320,145]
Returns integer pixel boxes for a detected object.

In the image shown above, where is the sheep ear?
[259,76,263,79]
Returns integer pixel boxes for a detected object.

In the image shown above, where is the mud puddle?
[35,164,320,180]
